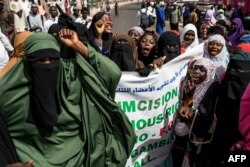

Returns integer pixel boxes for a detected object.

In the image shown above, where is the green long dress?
[0,33,135,166]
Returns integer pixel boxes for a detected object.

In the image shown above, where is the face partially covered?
[102,14,112,33]
[208,40,223,57]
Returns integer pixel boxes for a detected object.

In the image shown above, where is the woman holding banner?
[173,57,216,167]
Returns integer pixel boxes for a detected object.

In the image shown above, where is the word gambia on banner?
[115,44,204,167]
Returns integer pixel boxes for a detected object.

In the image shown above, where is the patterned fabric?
[192,58,216,108]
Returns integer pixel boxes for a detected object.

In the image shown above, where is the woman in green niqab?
[0,29,135,166]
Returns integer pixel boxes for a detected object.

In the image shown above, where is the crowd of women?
[0,0,250,166]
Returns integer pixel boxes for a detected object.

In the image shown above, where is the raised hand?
[95,17,106,35]
[59,29,80,49]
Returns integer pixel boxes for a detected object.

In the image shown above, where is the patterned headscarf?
[180,24,199,51]
[204,34,229,80]
[229,18,245,47]
[192,58,216,108]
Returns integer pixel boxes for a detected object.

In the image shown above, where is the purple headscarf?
[204,9,217,24]
[229,18,245,47]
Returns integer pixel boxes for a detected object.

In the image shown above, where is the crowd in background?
[0,0,250,166]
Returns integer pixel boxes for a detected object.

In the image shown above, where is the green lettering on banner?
[165,102,179,118]
[148,142,158,151]
[153,98,161,109]
[137,119,147,129]
[134,133,148,144]
[131,114,164,130]
[118,87,178,113]
[139,146,147,155]
[118,101,136,112]
[161,87,178,105]
[137,99,162,111]
[131,149,138,158]
[158,139,167,147]
[156,114,163,124]
[130,133,176,158]
[138,100,147,111]
[133,155,157,167]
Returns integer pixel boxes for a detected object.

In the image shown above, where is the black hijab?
[215,49,250,152]
[109,34,136,71]
[157,31,181,63]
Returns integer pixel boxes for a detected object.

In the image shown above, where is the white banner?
[115,44,204,167]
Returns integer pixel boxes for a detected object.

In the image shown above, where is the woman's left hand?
[59,29,80,49]
[179,106,193,119]
[153,56,166,69]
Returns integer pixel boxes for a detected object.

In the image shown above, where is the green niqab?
[0,33,135,166]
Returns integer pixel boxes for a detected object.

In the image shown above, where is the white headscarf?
[128,26,145,36]
[204,34,229,81]
[180,24,199,51]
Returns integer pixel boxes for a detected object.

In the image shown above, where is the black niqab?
[26,49,61,133]
[109,43,135,71]
[157,31,180,63]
